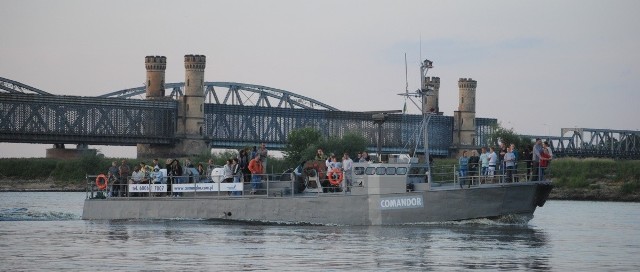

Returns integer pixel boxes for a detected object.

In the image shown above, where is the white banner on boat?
[172,182,243,192]
[219,182,243,192]
[379,196,424,210]
[128,184,167,193]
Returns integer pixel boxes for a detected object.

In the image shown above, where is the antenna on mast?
[405,53,408,94]
[419,34,422,65]
[403,53,409,114]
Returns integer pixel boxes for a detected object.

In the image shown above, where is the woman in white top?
[223,159,234,183]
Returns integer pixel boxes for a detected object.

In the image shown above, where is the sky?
[1,0,639,158]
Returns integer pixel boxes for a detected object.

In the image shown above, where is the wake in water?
[403,214,534,227]
[0,207,80,221]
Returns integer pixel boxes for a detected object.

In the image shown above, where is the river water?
[1,192,639,271]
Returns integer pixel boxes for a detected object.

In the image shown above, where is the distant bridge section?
[528,128,640,159]
[0,93,177,145]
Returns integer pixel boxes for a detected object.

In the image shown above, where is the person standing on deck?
[258,143,268,172]
[532,138,543,181]
[223,159,233,183]
[342,153,353,192]
[206,159,216,181]
[524,147,532,181]
[543,141,554,177]
[541,142,553,180]
[118,160,130,197]
[248,154,263,194]
[488,147,498,183]
[498,142,508,182]
[107,161,119,197]
[170,159,184,197]
[468,150,480,187]
[479,147,489,177]
[231,158,242,196]
[458,150,469,188]
[238,149,250,183]
[315,148,327,161]
[504,146,516,183]
[510,143,519,181]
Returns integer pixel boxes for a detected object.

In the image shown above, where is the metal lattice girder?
[0,93,177,145]
[204,104,484,155]
[99,82,338,111]
[398,114,455,156]
[558,128,640,158]
[522,135,572,153]
[0,77,54,95]
[475,118,498,147]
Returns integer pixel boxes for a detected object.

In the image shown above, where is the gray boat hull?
[82,182,552,225]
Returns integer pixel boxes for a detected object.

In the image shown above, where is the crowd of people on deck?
[103,137,552,196]
[456,138,553,188]
[105,143,270,197]
[312,148,367,193]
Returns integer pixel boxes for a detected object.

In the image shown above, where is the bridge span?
[2,77,638,159]
[0,78,497,156]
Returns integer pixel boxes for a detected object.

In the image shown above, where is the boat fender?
[95,174,108,190]
[328,169,344,186]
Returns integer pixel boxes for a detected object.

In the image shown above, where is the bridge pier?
[46,144,96,159]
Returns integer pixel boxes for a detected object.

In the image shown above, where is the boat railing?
[441,159,552,189]
[84,173,336,199]
[85,159,553,198]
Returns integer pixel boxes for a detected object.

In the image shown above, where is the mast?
[398,58,435,184]
[420,59,434,184]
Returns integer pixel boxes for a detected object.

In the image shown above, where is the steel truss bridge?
[528,128,640,159]
[4,76,637,158]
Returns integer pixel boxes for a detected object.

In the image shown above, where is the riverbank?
[548,181,640,202]
[0,179,85,192]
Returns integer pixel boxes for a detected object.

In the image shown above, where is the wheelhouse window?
[365,167,376,175]
[386,167,397,175]
[375,167,386,175]
[397,167,408,175]
[354,167,365,175]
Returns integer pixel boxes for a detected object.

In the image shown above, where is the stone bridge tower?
[452,78,477,156]
[177,54,208,155]
[137,54,208,158]
[144,56,166,98]
[180,55,206,138]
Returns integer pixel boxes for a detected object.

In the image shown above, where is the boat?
[82,159,553,225]
[82,58,553,225]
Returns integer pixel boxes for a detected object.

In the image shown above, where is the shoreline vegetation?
[1,156,639,202]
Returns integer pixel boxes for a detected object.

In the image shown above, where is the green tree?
[284,128,368,164]
[320,133,368,160]
[284,127,322,164]
[487,123,530,151]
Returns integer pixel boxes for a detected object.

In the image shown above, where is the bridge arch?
[0,77,53,95]
[99,82,339,111]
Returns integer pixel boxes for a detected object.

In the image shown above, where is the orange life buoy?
[95,174,108,190]
[327,169,344,186]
